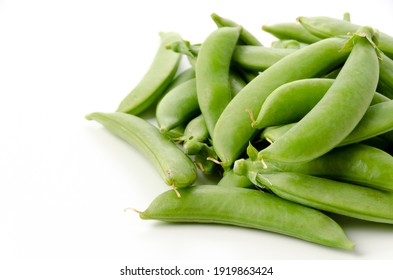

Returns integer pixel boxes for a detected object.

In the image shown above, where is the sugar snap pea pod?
[323,67,342,79]
[262,98,393,145]
[137,185,354,249]
[156,79,199,133]
[116,32,182,115]
[262,22,321,44]
[256,78,390,129]
[229,69,247,97]
[196,26,241,137]
[165,124,186,140]
[271,39,308,49]
[213,37,350,169]
[297,16,393,59]
[256,172,393,224]
[211,13,262,46]
[231,45,294,71]
[340,100,393,146]
[260,123,295,143]
[164,68,195,93]
[258,27,379,164]
[86,112,197,189]
[377,53,393,99]
[194,145,219,175]
[182,115,210,154]
[217,169,255,188]
[256,79,333,129]
[236,143,393,192]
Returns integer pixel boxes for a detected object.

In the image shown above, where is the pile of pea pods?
[86,13,393,250]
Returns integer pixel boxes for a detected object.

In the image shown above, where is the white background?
[1,0,393,278]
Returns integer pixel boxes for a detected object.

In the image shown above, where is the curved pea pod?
[163,68,195,93]
[256,172,393,224]
[259,27,379,164]
[213,37,350,169]
[231,46,294,71]
[196,26,241,137]
[156,79,199,133]
[261,98,393,146]
[271,39,308,49]
[210,13,262,46]
[340,100,393,145]
[297,16,393,59]
[237,144,393,192]
[116,32,182,115]
[86,112,197,189]
[182,115,209,155]
[377,53,393,99]
[137,185,354,250]
[256,78,389,129]
[261,22,321,44]
[217,169,255,188]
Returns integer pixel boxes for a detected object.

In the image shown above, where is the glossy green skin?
[262,22,321,44]
[259,33,379,163]
[86,112,197,188]
[217,169,254,188]
[256,79,334,129]
[213,37,350,169]
[298,16,393,59]
[196,26,241,137]
[378,53,393,98]
[164,68,195,93]
[116,32,182,115]
[182,115,209,155]
[341,100,393,146]
[156,79,199,133]
[271,39,308,49]
[139,185,354,249]
[232,46,294,71]
[210,13,262,46]
[263,100,393,147]
[256,172,393,224]
[236,144,393,192]
[256,78,389,129]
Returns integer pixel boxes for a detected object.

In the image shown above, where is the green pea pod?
[210,13,262,46]
[213,37,350,169]
[378,53,393,99]
[232,46,294,71]
[271,39,308,49]
[297,16,393,59]
[256,78,389,129]
[163,68,195,93]
[262,100,393,147]
[86,112,197,189]
[116,32,182,115]
[262,22,321,44]
[182,115,209,155]
[196,26,241,137]
[256,172,393,224]
[235,143,393,192]
[217,169,254,188]
[137,185,354,250]
[341,100,393,145]
[259,27,379,164]
[156,79,199,133]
